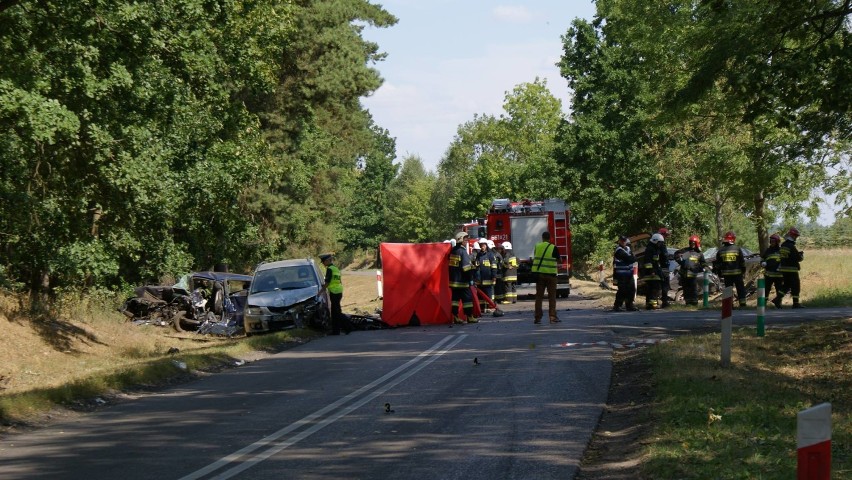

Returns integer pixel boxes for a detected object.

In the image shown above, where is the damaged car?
[120,271,252,336]
[244,258,330,334]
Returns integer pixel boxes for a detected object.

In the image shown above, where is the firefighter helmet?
[658,227,670,238]
[486,239,495,249]
[788,227,800,238]
[689,235,701,249]
[471,241,480,251]
[650,233,664,244]
[501,241,512,250]
[724,231,736,243]
[454,231,468,242]
[769,233,781,244]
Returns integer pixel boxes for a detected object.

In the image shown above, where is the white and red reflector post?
[798,402,832,480]
[376,269,383,299]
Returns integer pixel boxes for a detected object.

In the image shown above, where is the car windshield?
[250,266,318,294]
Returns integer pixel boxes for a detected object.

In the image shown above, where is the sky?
[360,1,841,226]
[361,0,596,172]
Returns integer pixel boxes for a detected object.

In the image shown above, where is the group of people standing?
[612,226,805,311]
[448,231,518,324]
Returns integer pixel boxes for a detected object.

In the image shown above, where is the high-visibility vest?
[531,241,557,275]
[327,265,343,294]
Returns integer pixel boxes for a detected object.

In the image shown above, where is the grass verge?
[644,318,851,479]
[0,328,323,426]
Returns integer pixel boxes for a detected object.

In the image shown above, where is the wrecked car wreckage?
[120,272,252,337]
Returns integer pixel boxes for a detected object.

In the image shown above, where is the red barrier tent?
[380,242,452,327]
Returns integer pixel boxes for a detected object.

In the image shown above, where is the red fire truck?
[486,198,572,297]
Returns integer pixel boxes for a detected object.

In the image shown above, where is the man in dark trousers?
[612,236,638,312]
[657,227,672,307]
[642,233,665,309]
[713,231,747,308]
[319,253,352,335]
[762,233,785,308]
[449,231,476,323]
[776,227,804,308]
[532,231,561,324]
[675,235,707,306]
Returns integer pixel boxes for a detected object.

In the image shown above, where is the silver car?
[244,259,330,334]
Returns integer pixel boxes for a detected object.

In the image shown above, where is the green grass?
[644,319,852,479]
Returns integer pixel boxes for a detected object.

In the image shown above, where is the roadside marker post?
[376,269,383,298]
[797,403,832,480]
[632,264,639,302]
[703,269,710,308]
[757,277,765,337]
[720,286,733,367]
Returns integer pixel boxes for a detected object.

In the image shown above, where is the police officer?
[612,236,638,312]
[642,233,665,309]
[776,227,804,308]
[532,231,560,324]
[762,233,785,308]
[713,231,747,308]
[500,241,518,304]
[449,231,476,323]
[675,235,707,306]
[320,253,352,335]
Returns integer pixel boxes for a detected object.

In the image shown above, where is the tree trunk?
[713,192,725,247]
[753,190,768,254]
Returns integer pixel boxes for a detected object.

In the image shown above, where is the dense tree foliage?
[0,0,396,294]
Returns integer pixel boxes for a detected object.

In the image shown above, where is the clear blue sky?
[361,0,596,171]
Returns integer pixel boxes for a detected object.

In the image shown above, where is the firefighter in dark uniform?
[776,227,804,308]
[657,227,672,307]
[762,233,785,308]
[612,236,638,312]
[475,238,496,312]
[713,231,747,308]
[449,231,476,323]
[500,241,518,304]
[642,233,665,309]
[675,235,707,306]
[491,240,505,303]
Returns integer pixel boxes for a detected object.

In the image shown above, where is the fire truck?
[486,198,572,297]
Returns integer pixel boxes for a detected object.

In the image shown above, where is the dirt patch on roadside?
[576,347,654,480]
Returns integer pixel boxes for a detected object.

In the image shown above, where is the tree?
[385,155,437,243]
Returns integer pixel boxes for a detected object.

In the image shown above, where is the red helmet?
[658,227,670,238]
[769,233,781,244]
[724,231,736,243]
[689,235,701,249]
[788,227,800,238]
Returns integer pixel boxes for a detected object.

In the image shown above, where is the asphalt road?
[1,296,849,480]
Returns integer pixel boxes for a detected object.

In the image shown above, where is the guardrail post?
[720,286,732,367]
[703,270,710,308]
[757,277,765,337]
[798,403,832,479]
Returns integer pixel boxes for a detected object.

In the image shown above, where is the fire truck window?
[478,226,487,237]
[495,220,503,230]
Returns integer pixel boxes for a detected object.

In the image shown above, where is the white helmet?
[650,233,664,244]
[501,241,512,250]
[486,239,495,249]
[471,242,480,251]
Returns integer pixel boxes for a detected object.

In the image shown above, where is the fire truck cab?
[486,198,572,297]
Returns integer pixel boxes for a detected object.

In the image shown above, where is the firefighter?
[675,235,707,306]
[642,233,665,309]
[713,231,747,308]
[500,241,518,304]
[476,238,496,312]
[776,227,804,308]
[532,231,561,324]
[490,239,505,304]
[612,236,638,312]
[657,227,672,308]
[449,231,476,323]
[761,233,785,308]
